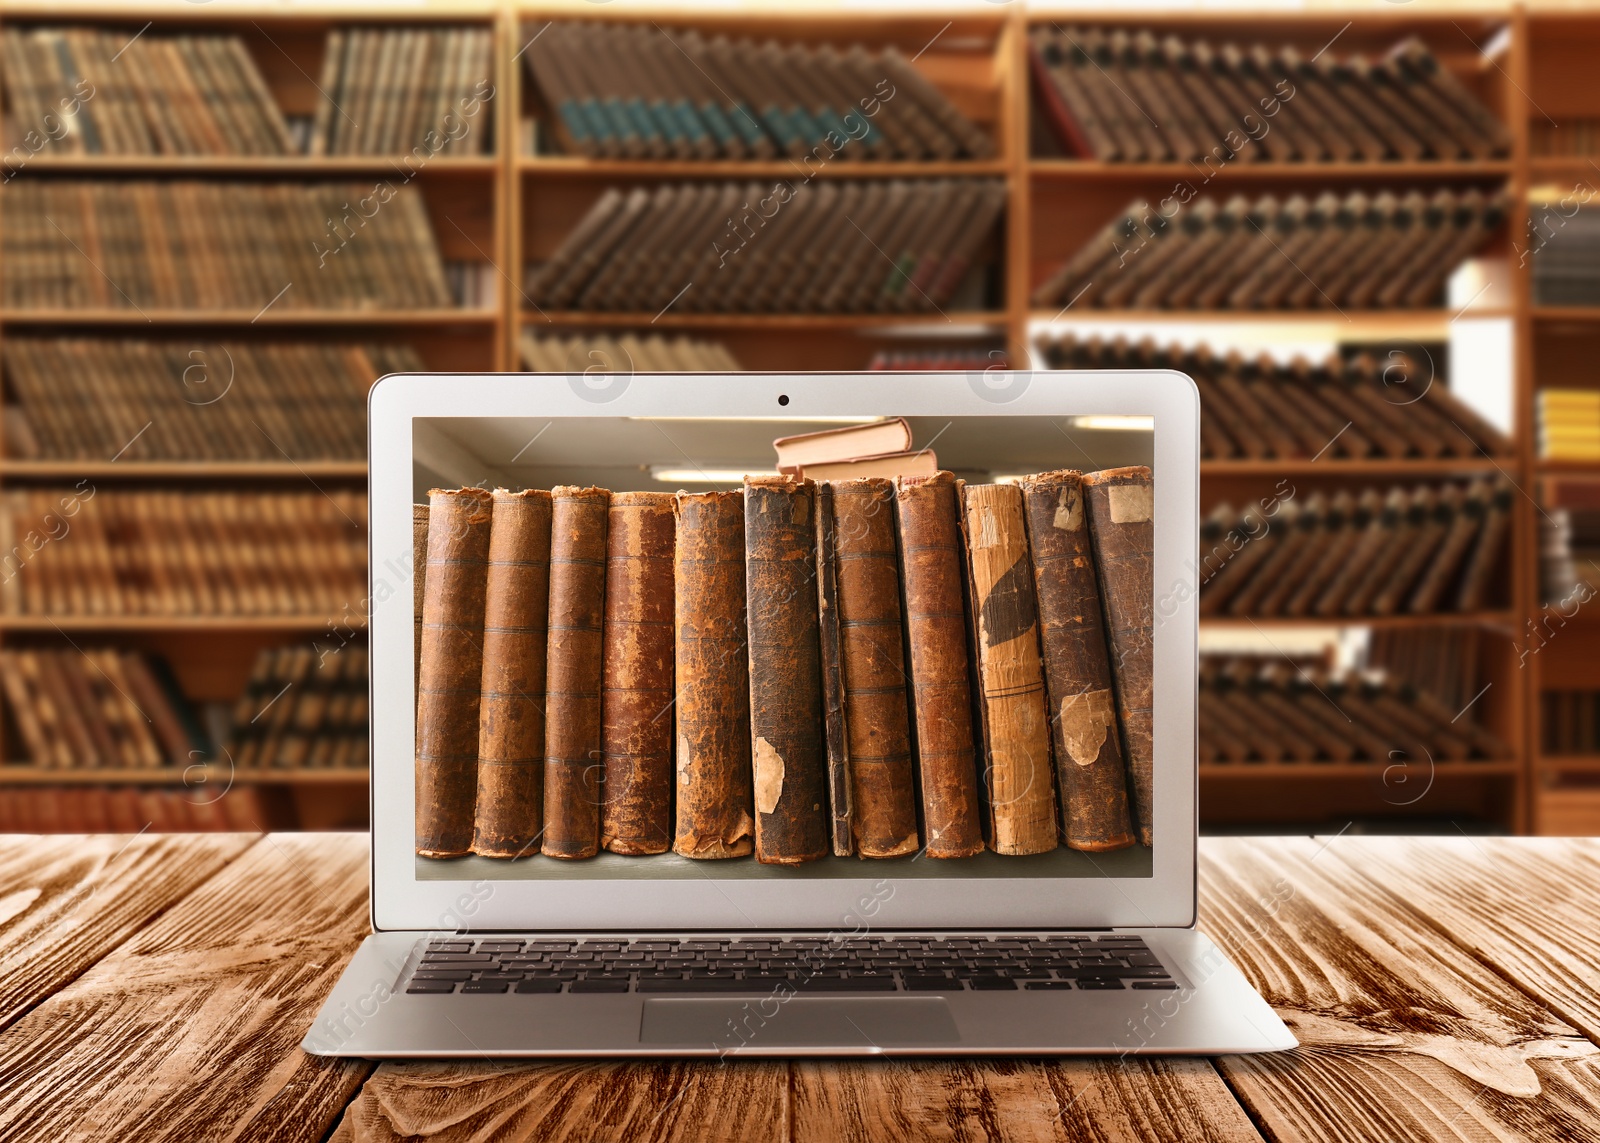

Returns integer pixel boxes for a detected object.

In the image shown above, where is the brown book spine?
[412,503,428,676]
[814,481,853,855]
[894,472,984,858]
[540,486,609,860]
[1083,467,1155,847]
[831,478,920,858]
[1021,470,1137,852]
[673,490,754,859]
[600,492,677,855]
[744,477,829,864]
[471,489,553,858]
[960,482,1058,856]
[415,487,493,858]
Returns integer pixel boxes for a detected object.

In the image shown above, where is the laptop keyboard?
[404,934,1177,995]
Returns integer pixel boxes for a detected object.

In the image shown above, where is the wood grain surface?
[7,833,1600,1142]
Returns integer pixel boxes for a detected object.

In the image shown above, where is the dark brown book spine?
[1084,466,1155,847]
[674,490,754,859]
[412,503,428,676]
[415,487,493,858]
[744,477,829,864]
[1021,470,1137,852]
[601,492,677,855]
[540,486,609,860]
[831,477,920,858]
[959,482,1058,856]
[472,489,553,858]
[815,481,853,855]
[894,472,984,858]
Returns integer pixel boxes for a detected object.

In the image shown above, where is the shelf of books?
[0,1,508,831]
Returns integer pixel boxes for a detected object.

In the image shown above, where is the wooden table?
[1,833,1597,1141]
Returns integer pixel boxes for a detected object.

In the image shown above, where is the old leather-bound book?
[959,481,1058,856]
[744,477,829,864]
[814,481,853,855]
[415,487,493,858]
[894,472,983,858]
[412,503,428,676]
[541,486,610,860]
[472,489,554,858]
[830,477,920,857]
[601,492,677,855]
[1020,471,1136,852]
[674,490,754,859]
[1084,467,1155,847]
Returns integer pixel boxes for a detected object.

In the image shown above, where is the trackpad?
[640,997,959,1048]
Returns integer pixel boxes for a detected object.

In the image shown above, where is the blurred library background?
[0,0,1595,837]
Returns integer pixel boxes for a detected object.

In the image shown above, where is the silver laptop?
[302,369,1294,1057]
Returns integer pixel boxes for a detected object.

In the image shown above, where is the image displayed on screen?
[411,412,1154,881]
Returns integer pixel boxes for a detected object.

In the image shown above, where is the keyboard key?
[426,942,473,953]
[570,980,630,993]
[524,941,573,952]
[1077,980,1126,990]
[632,942,676,951]
[1132,981,1180,990]
[525,970,578,981]
[420,953,494,964]
[966,976,1017,990]
[798,977,897,992]
[1127,954,1163,967]
[903,975,957,991]
[680,941,727,951]
[410,970,474,982]
[460,981,509,994]
[477,973,524,983]
[515,980,564,994]
[638,978,780,993]
[406,981,456,994]
[477,942,524,953]
[1025,981,1074,990]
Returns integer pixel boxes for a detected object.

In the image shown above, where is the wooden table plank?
[330,1060,789,1143]
[1200,836,1600,1142]
[1320,837,1600,1047]
[0,831,257,1034]
[0,832,372,1143]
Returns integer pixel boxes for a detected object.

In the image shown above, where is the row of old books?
[0,490,366,617]
[1199,657,1506,765]
[1368,627,1489,717]
[1541,505,1600,606]
[311,27,494,156]
[1030,28,1509,163]
[527,179,1005,313]
[0,785,273,833]
[227,646,368,770]
[1532,120,1600,158]
[415,467,1155,865]
[1199,479,1511,618]
[519,332,743,374]
[525,21,990,162]
[1542,690,1600,757]
[2,182,452,312]
[1040,334,1509,461]
[1533,209,1600,306]
[2,339,419,462]
[1537,389,1600,460]
[1031,189,1507,311]
[868,349,1011,371]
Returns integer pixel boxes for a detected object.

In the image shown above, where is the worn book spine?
[744,477,829,864]
[959,482,1058,856]
[831,477,920,858]
[600,492,677,855]
[540,486,610,860]
[415,487,493,858]
[1021,471,1137,852]
[412,503,429,677]
[814,481,853,855]
[470,490,553,859]
[1083,466,1155,847]
[674,490,754,859]
[894,472,984,858]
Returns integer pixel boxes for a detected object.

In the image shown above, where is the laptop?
[302,368,1295,1057]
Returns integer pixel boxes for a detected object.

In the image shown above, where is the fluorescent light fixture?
[1066,415,1154,432]
[650,466,774,484]
[628,416,879,424]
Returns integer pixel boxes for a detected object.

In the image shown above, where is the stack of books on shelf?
[523,20,992,161]
[1041,334,1509,461]
[2,182,452,311]
[1,27,293,156]
[2,339,420,463]
[1533,207,1600,306]
[1198,656,1507,765]
[1532,120,1600,158]
[226,645,368,770]
[0,785,272,833]
[1539,491,1600,604]
[309,26,494,156]
[1029,28,1510,162]
[1031,189,1508,310]
[526,179,1005,313]
[0,648,204,768]
[1538,389,1600,460]
[1542,690,1600,757]
[415,460,1155,862]
[1368,627,1488,715]
[868,348,1009,370]
[0,489,366,617]
[518,332,742,373]
[1198,478,1511,617]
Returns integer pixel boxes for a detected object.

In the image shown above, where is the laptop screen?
[410,411,1155,882]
